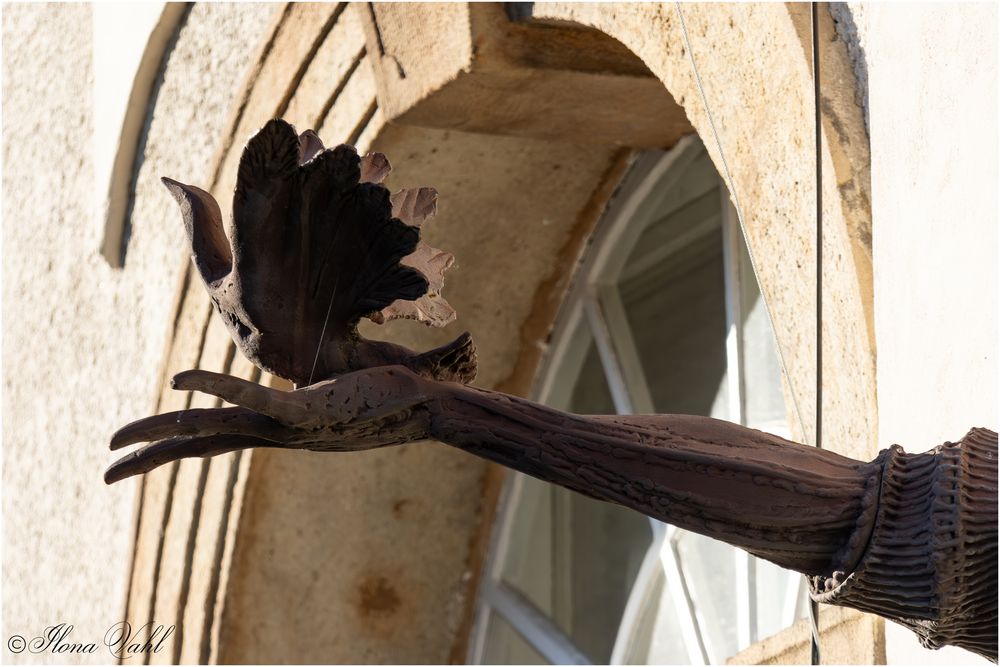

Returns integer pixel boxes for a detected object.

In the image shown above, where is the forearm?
[427,382,998,659]
[428,381,882,576]
[106,365,996,658]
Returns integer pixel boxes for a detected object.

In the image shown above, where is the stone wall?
[1,4,274,663]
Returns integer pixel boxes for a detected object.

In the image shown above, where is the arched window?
[471,137,809,665]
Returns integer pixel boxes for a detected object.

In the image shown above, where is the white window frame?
[469,139,805,665]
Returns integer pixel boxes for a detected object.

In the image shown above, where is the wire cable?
[674,3,810,443]
[674,2,824,660]
[809,2,824,663]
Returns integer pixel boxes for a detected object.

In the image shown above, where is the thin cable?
[305,203,349,388]
[810,2,824,663]
[676,3,824,660]
[674,3,809,441]
[307,275,340,387]
[305,203,381,387]
[812,0,824,453]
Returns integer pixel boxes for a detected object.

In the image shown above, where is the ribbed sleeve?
[810,428,998,661]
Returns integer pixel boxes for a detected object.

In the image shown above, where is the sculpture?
[106,120,998,662]
[159,118,476,388]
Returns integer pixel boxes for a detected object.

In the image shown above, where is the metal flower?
[162,119,476,386]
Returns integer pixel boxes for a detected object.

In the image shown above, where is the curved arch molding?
[365,1,877,462]
[127,3,879,664]
[94,2,187,267]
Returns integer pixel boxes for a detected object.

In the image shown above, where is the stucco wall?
[857,2,997,665]
[2,4,272,662]
[4,2,997,665]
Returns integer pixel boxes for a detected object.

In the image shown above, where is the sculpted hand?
[105,365,436,484]
[106,119,478,485]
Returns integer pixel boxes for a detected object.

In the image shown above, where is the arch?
[124,4,630,663]
[94,2,188,267]
[521,2,877,462]
[124,4,881,664]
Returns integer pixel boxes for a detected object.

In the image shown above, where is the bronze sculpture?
[160,119,476,388]
[106,120,998,662]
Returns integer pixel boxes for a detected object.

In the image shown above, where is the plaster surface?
[218,121,619,664]
[861,3,997,664]
[5,3,996,665]
[2,4,273,662]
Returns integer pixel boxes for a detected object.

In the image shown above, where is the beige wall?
[2,3,273,663]
[3,2,997,665]
[857,2,997,665]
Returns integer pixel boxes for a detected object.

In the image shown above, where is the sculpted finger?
[110,407,289,450]
[171,370,307,424]
[105,434,286,484]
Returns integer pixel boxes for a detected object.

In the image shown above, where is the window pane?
[737,235,787,430]
[551,488,652,662]
[498,477,654,663]
[501,476,556,617]
[620,205,728,418]
[674,532,739,661]
[481,612,550,665]
[619,566,692,665]
[569,335,616,415]
[498,334,653,663]
[755,560,809,640]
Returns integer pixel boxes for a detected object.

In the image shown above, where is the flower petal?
[371,242,456,327]
[360,152,391,183]
[298,130,325,164]
[391,187,437,227]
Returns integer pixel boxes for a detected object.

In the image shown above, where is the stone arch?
[519,2,877,461]
[124,4,879,664]
[362,1,876,457]
[358,3,880,661]
[124,4,633,663]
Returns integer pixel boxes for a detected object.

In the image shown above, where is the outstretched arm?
[429,382,998,661]
[109,366,877,579]
[106,366,997,661]
[429,381,881,577]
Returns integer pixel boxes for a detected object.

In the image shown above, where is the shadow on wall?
[830,3,870,135]
[97,3,191,267]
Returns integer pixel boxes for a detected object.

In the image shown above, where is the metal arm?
[107,366,997,661]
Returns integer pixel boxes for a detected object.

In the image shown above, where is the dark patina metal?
[161,119,476,388]
[107,120,998,662]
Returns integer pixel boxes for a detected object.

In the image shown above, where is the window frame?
[469,138,805,665]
